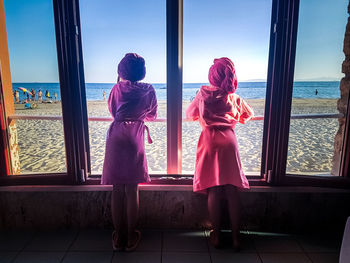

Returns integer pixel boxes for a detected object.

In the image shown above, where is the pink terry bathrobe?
[186,85,254,193]
[101,80,157,185]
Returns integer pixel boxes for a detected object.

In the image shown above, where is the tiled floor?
[0,229,341,263]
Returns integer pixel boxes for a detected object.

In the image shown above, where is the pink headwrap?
[118,53,146,82]
[208,57,238,93]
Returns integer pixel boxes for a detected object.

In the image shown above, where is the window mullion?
[166,0,183,175]
[53,0,90,183]
[262,0,300,185]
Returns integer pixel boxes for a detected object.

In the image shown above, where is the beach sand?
[12,98,340,175]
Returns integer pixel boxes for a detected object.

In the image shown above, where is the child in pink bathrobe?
[102,53,157,251]
[186,57,254,250]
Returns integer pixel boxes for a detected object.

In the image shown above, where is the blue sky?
[4,0,348,83]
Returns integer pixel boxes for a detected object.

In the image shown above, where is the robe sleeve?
[186,92,200,121]
[145,89,158,121]
[238,97,254,124]
[108,85,118,118]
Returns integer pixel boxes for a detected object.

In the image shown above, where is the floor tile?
[0,231,34,251]
[297,236,341,253]
[307,253,339,263]
[134,230,162,251]
[254,236,303,253]
[62,251,113,263]
[23,230,77,251]
[112,251,161,263]
[211,252,261,263]
[260,253,311,263]
[163,231,208,252]
[70,229,112,251]
[207,231,256,253]
[162,252,211,263]
[12,252,65,263]
[0,252,17,263]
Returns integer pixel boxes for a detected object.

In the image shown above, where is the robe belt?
[144,125,153,144]
[116,119,153,144]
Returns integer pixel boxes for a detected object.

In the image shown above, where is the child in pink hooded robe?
[102,53,157,251]
[186,57,254,250]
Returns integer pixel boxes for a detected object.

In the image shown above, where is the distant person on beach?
[54,92,58,102]
[190,89,200,102]
[14,90,19,103]
[31,89,36,101]
[103,90,106,100]
[186,57,254,250]
[45,90,50,101]
[38,89,43,102]
[101,53,157,252]
[315,89,318,96]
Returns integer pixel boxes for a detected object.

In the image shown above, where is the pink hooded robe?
[186,58,254,193]
[101,80,157,185]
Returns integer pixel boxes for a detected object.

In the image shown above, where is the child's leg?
[224,184,241,248]
[208,186,224,247]
[208,186,223,233]
[112,184,125,235]
[125,184,139,246]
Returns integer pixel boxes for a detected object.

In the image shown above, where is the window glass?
[79,0,166,174]
[4,0,66,174]
[182,0,271,174]
[287,0,348,175]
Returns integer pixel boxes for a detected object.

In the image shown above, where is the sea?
[11,81,340,102]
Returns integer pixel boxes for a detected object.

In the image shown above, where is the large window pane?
[4,0,66,174]
[79,0,166,175]
[287,0,347,175]
[182,0,271,174]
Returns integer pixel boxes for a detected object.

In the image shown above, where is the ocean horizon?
[11,81,340,102]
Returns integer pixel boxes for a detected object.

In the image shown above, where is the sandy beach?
[12,98,339,175]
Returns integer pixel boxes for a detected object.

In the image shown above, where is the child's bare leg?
[208,186,223,246]
[125,184,139,247]
[224,184,241,248]
[112,184,125,233]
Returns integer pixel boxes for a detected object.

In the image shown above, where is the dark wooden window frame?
[0,0,89,185]
[262,0,350,188]
[0,0,349,188]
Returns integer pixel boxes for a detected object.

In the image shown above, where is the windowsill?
[0,185,349,193]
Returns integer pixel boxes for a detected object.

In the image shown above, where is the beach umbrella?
[18,87,33,96]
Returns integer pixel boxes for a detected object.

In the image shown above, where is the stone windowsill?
[0,185,349,193]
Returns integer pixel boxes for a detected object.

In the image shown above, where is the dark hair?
[208,57,238,93]
[117,53,146,82]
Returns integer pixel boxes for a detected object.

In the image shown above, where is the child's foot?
[126,230,141,252]
[209,230,222,248]
[232,234,240,252]
[112,230,124,251]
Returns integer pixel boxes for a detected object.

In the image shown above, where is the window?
[0,0,349,188]
[286,0,348,176]
[2,0,66,175]
[182,0,272,174]
[79,0,166,175]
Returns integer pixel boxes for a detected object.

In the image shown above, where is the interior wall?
[0,189,349,234]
